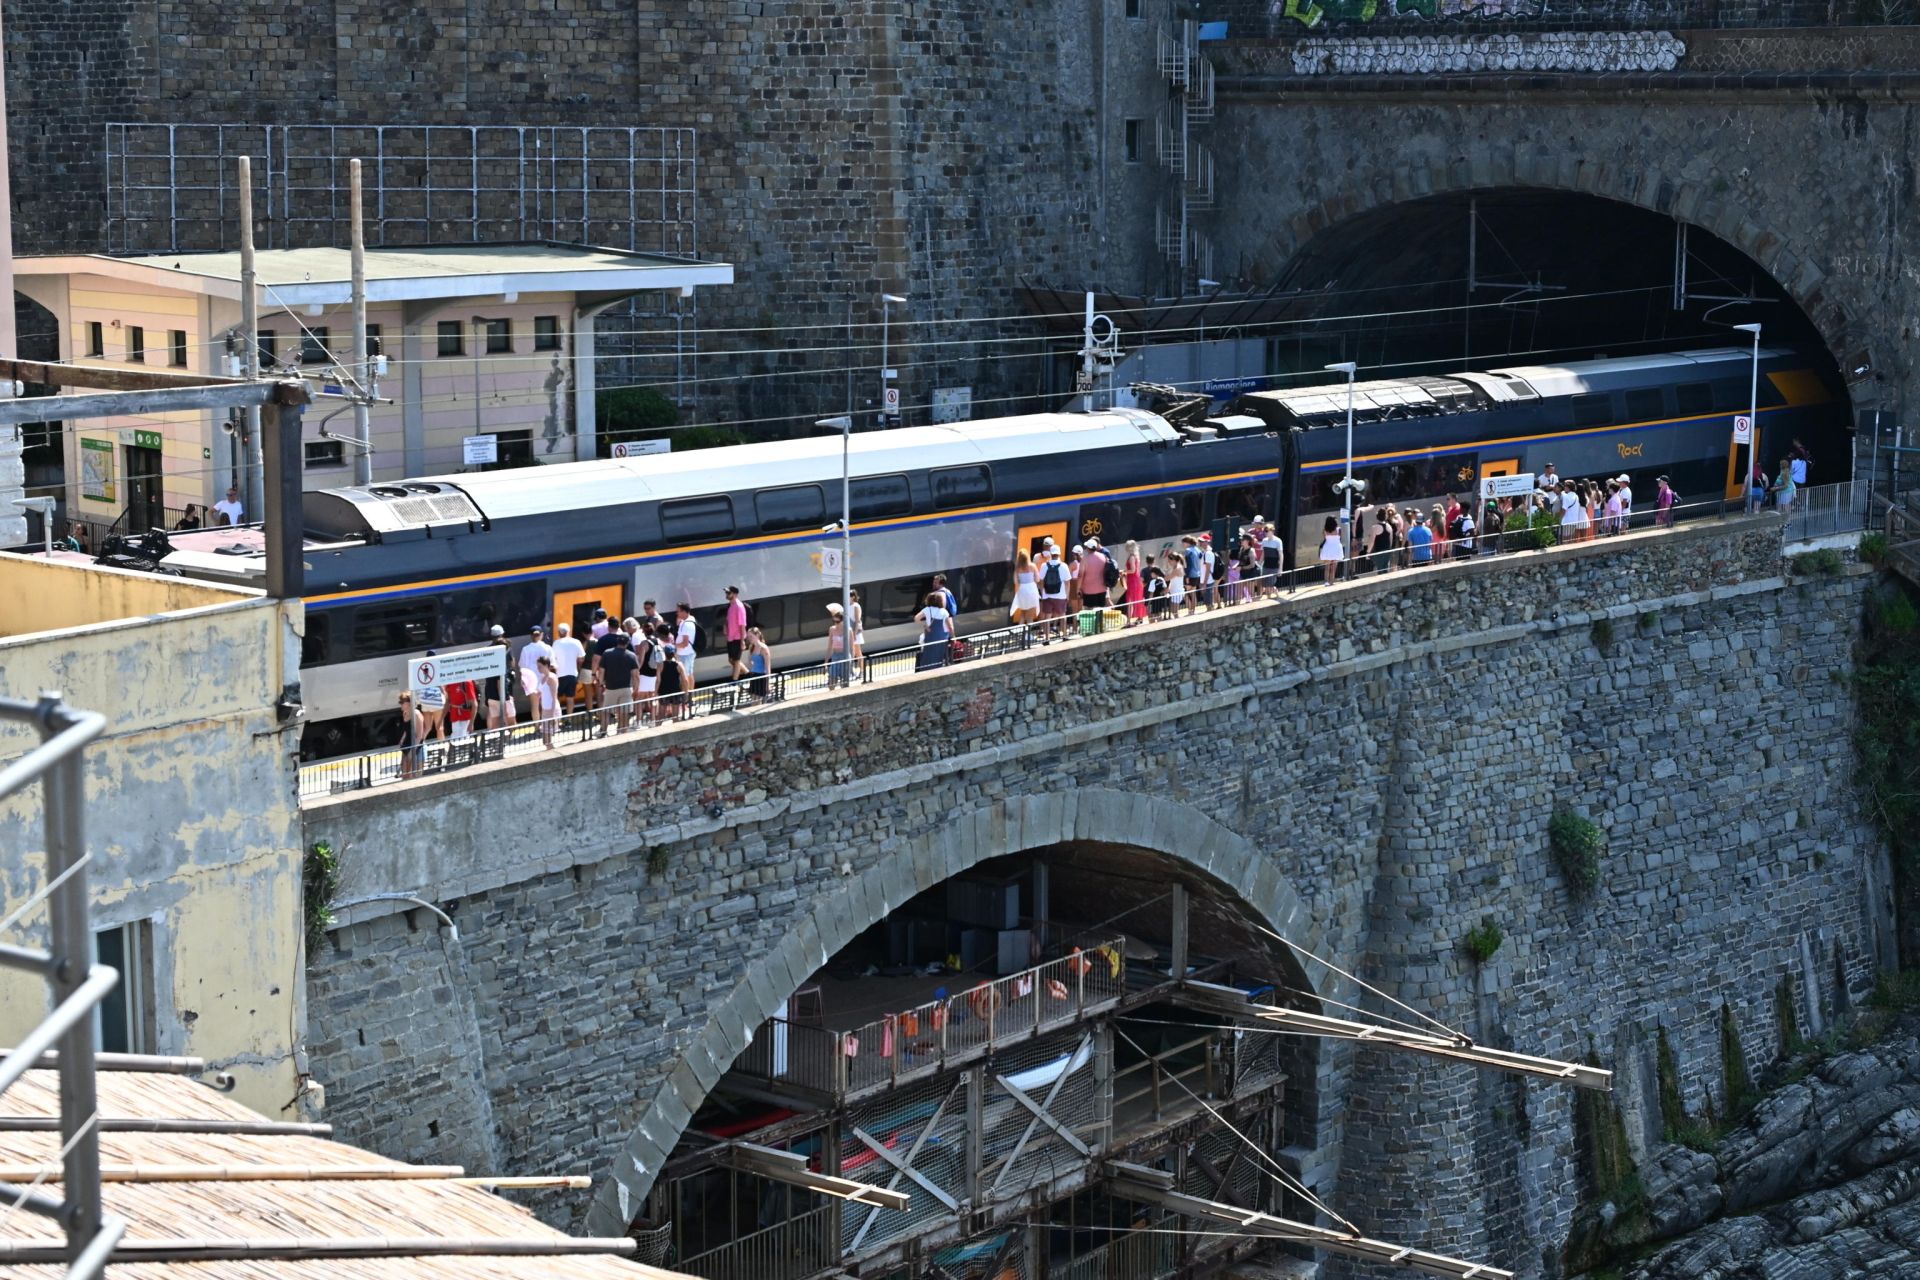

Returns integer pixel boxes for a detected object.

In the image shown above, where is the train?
[156,344,1849,759]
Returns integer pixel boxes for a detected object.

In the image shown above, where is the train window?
[350,602,436,659]
[1296,473,1342,516]
[301,615,332,665]
[1625,388,1665,421]
[1571,394,1612,427]
[1367,463,1419,504]
[437,581,546,646]
[1675,383,1714,415]
[1213,482,1273,528]
[929,465,993,510]
[879,576,932,625]
[753,597,786,644]
[793,589,843,640]
[1713,382,1749,412]
[851,474,914,519]
[754,484,826,533]
[1078,496,1183,545]
[660,495,736,543]
[1180,491,1205,529]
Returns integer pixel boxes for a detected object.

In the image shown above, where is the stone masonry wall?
[303,517,1890,1276]
[2,0,1116,424]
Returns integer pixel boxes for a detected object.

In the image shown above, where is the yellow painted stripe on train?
[306,395,1809,605]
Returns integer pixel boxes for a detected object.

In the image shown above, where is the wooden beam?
[848,1126,957,1211]
[1107,1168,1514,1280]
[1183,982,1611,1092]
[0,360,291,395]
[0,380,309,426]
[726,1141,911,1212]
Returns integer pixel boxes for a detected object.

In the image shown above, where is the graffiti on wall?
[1280,0,1548,26]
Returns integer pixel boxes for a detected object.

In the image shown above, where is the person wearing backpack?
[635,626,666,726]
[1037,539,1070,641]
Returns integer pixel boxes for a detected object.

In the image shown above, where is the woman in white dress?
[534,655,560,748]
[1009,549,1041,625]
[1318,516,1345,586]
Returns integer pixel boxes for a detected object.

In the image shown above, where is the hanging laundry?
[843,1035,859,1058]
[1014,974,1034,999]
[1047,978,1070,1001]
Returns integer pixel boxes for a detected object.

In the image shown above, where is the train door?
[1017,520,1067,559]
[553,583,626,637]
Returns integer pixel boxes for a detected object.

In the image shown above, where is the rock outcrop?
[1620,1034,1920,1279]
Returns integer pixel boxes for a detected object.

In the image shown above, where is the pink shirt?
[1078,551,1108,592]
[725,598,748,642]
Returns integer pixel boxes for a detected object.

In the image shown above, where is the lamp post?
[818,414,855,671]
[1326,361,1359,572]
[1733,322,1762,510]
[880,294,907,426]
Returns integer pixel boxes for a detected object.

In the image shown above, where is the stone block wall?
[303,518,1890,1274]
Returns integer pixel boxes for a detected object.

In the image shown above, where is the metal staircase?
[1154,17,1216,290]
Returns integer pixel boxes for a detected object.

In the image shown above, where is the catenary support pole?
[239,157,263,522]
[349,159,371,486]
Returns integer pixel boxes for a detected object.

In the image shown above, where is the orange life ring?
[967,981,1002,1020]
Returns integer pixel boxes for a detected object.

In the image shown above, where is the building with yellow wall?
[13,243,731,538]
[0,554,305,1118]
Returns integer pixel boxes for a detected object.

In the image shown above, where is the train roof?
[1239,346,1800,425]
[306,409,1181,534]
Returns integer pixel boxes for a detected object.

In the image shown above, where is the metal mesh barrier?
[981,1031,1102,1203]
[839,1075,968,1256]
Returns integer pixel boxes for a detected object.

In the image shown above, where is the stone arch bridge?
[302,518,1887,1276]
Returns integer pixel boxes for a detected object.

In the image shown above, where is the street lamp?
[818,414,855,671]
[880,294,908,426]
[1733,322,1762,510]
[1325,361,1359,572]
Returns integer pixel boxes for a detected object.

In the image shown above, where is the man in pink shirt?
[1078,539,1112,609]
[724,585,750,680]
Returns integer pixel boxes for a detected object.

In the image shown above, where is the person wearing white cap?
[1615,474,1633,527]
[1035,538,1070,641]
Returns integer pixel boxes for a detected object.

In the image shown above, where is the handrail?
[300,496,1775,798]
[0,692,123,1280]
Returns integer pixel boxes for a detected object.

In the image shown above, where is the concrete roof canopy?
[13,242,734,306]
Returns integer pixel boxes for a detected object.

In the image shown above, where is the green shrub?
[1791,548,1844,577]
[647,844,671,879]
[1590,616,1615,652]
[1461,920,1505,964]
[1549,809,1605,896]
[1775,973,1802,1059]
[1657,1025,1687,1140]
[1637,610,1660,634]
[1871,590,1919,637]
[597,386,679,434]
[303,839,342,951]
[1721,1002,1753,1120]
[1860,531,1890,566]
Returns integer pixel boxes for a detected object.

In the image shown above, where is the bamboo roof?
[0,1066,691,1280]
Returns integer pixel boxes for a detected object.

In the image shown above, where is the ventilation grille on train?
[386,493,482,525]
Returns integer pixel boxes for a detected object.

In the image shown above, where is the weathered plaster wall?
[303,517,1889,1274]
[0,553,254,637]
[0,571,303,1119]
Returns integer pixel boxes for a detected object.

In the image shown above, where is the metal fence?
[730,940,1127,1101]
[677,1203,836,1280]
[296,620,1047,799]
[1240,0,1920,38]
[1781,480,1868,542]
[1054,1217,1181,1280]
[301,495,1789,800]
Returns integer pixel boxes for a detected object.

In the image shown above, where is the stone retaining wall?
[303,515,1892,1276]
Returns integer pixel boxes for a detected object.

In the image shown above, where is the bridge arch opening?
[587,791,1337,1278]
[1260,188,1862,440]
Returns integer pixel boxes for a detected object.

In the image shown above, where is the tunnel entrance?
[1265,189,1848,397]
[647,845,1324,1280]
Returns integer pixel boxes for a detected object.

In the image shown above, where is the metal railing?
[1251,0,1920,37]
[1112,1031,1221,1128]
[301,495,1783,798]
[731,940,1128,1100]
[1781,480,1868,542]
[1054,1217,1181,1280]
[0,693,125,1280]
[677,1204,836,1280]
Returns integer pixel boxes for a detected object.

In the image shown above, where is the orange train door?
[1017,520,1068,559]
[552,583,625,638]
[1725,422,1759,503]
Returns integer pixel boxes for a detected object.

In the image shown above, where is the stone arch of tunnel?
[585,788,1333,1238]
[1242,183,1868,416]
